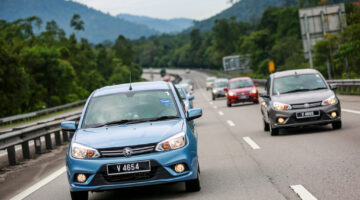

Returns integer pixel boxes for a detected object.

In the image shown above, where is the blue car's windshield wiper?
[92,119,146,128]
[91,116,180,128]
[146,116,180,122]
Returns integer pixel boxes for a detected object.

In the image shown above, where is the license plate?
[107,161,151,176]
[238,96,249,100]
[296,111,320,119]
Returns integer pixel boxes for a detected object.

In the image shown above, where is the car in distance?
[160,68,166,77]
[180,79,194,92]
[186,68,191,74]
[206,77,216,91]
[211,78,228,101]
[176,84,195,110]
[224,77,259,107]
[259,69,342,136]
[61,81,202,200]
[163,74,171,82]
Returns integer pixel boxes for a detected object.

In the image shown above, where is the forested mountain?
[192,0,287,31]
[117,14,193,33]
[0,0,158,43]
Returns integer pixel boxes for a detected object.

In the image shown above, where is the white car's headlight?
[212,89,218,94]
[71,143,100,159]
[273,102,292,111]
[322,95,337,106]
[155,132,186,152]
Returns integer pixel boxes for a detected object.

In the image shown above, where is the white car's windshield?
[83,90,179,128]
[273,74,327,95]
[214,81,228,88]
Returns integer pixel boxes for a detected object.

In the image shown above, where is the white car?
[206,77,216,91]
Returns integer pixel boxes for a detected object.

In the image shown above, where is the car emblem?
[304,103,310,108]
[123,147,133,157]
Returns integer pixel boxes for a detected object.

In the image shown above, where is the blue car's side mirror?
[188,95,195,101]
[186,108,202,121]
[61,121,77,131]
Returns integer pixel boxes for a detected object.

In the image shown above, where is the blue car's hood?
[74,119,184,149]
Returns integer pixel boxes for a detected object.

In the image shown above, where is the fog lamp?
[331,112,337,118]
[76,174,87,183]
[174,164,185,173]
[278,118,285,124]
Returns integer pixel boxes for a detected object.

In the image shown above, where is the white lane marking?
[290,185,318,200]
[218,111,224,116]
[227,120,235,127]
[213,105,218,109]
[243,137,261,150]
[10,166,66,200]
[342,108,360,115]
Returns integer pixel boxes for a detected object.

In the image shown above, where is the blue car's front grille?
[98,144,156,158]
[89,160,173,186]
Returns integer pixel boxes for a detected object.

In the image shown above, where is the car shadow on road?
[89,183,190,200]
[230,102,259,108]
[277,125,333,136]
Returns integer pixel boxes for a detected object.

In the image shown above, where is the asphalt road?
[2,70,360,200]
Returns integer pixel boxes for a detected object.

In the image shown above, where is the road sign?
[222,55,251,74]
[269,60,275,73]
[299,3,347,69]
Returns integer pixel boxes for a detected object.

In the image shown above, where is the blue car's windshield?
[83,90,180,128]
[273,74,327,95]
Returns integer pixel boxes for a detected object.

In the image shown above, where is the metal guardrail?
[0,114,81,166]
[0,100,86,125]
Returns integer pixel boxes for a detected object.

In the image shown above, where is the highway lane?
[3,69,360,200]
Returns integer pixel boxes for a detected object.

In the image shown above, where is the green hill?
[0,0,158,43]
[192,0,287,31]
[117,14,194,33]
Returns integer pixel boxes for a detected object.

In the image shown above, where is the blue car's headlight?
[71,142,100,159]
[155,132,186,152]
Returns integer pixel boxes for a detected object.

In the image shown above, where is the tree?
[70,14,84,32]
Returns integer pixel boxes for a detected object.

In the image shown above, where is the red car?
[224,77,259,107]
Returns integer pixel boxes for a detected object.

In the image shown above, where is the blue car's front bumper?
[66,143,198,192]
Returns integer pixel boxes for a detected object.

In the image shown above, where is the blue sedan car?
[175,85,194,110]
[61,81,202,200]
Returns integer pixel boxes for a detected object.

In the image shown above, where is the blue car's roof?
[93,81,171,97]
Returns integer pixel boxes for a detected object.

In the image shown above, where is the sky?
[71,0,233,20]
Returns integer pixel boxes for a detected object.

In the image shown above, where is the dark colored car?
[211,78,228,100]
[260,69,342,136]
[224,77,259,107]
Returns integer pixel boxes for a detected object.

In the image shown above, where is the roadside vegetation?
[0,14,142,117]
[132,1,360,79]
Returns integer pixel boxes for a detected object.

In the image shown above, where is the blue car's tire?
[70,191,88,200]
[185,167,201,192]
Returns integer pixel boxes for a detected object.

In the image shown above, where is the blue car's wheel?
[70,191,88,200]
[185,166,201,192]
